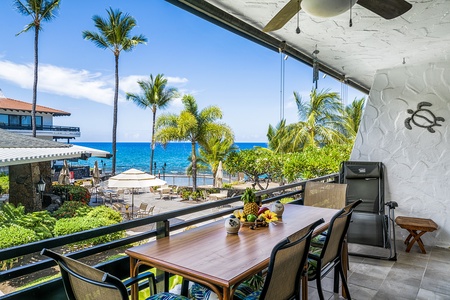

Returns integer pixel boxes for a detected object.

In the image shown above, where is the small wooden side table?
[395,216,438,254]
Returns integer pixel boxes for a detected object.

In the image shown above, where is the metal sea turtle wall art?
[404,102,445,133]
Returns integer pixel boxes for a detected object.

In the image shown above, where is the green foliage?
[0,173,8,194]
[14,211,56,239]
[0,224,39,250]
[241,188,256,204]
[53,216,124,246]
[87,206,122,223]
[0,203,56,240]
[155,94,233,191]
[283,144,351,181]
[280,197,294,204]
[225,148,283,190]
[0,203,26,223]
[52,201,92,219]
[52,185,91,204]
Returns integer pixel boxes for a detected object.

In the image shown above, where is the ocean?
[73,142,267,176]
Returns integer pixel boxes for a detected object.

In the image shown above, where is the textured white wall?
[351,62,450,247]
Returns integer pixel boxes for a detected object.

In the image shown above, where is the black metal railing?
[0,174,338,300]
[0,124,80,132]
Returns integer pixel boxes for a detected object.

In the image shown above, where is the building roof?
[0,129,112,166]
[0,97,70,116]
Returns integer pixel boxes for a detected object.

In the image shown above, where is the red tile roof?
[0,97,70,116]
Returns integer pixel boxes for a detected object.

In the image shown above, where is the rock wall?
[9,161,52,212]
[351,61,450,247]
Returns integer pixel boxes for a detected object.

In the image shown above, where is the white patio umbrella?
[215,161,223,188]
[92,161,101,186]
[108,168,166,217]
[58,160,70,185]
[92,161,101,203]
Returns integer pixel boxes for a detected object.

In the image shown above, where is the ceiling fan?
[263,0,412,32]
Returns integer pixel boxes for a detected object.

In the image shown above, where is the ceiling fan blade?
[263,0,302,32]
[357,0,412,20]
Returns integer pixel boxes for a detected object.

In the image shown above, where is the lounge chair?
[340,161,398,260]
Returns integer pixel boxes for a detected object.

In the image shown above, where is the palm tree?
[126,74,178,174]
[286,89,345,151]
[155,95,232,192]
[83,8,147,175]
[198,133,236,187]
[267,119,291,153]
[14,0,60,137]
[342,97,365,140]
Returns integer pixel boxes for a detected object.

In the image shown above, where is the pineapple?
[241,188,259,217]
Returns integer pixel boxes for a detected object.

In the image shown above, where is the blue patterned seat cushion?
[189,274,264,300]
[242,290,262,300]
[190,283,219,300]
[147,292,190,300]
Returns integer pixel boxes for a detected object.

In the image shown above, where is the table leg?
[129,257,138,300]
[405,230,428,254]
[222,287,230,300]
[302,269,308,300]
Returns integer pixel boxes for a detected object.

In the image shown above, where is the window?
[36,116,43,128]
[0,114,7,126]
[21,115,31,126]
[9,115,20,126]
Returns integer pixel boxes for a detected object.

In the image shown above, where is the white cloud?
[167,76,188,85]
[0,59,115,105]
[0,60,191,107]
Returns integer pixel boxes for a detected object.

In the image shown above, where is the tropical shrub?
[0,203,56,239]
[52,185,91,204]
[283,144,351,181]
[0,173,8,194]
[225,148,283,190]
[280,197,294,204]
[52,201,92,219]
[87,205,122,223]
[0,224,39,249]
[53,216,124,246]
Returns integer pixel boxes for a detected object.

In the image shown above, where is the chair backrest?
[303,182,347,209]
[340,161,384,214]
[41,248,128,300]
[320,200,362,266]
[139,202,148,211]
[259,218,325,300]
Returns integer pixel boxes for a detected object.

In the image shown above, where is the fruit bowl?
[241,221,256,227]
[241,220,269,229]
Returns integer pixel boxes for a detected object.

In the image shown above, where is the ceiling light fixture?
[301,0,357,18]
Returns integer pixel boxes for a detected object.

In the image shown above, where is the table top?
[395,216,438,231]
[126,204,338,288]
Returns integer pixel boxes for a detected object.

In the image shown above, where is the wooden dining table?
[126,204,340,300]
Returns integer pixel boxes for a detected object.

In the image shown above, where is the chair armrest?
[385,201,398,209]
[123,271,156,295]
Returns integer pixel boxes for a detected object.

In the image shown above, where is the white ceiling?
[168,0,450,94]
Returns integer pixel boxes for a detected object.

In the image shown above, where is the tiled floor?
[307,240,450,300]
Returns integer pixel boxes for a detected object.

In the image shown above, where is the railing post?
[155,220,170,293]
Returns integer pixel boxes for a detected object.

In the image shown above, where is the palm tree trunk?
[32,26,40,137]
[150,110,156,174]
[111,54,119,175]
[191,141,197,192]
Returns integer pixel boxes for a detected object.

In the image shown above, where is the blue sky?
[0,0,366,142]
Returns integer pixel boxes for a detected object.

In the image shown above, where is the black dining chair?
[41,248,157,300]
[307,200,362,300]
